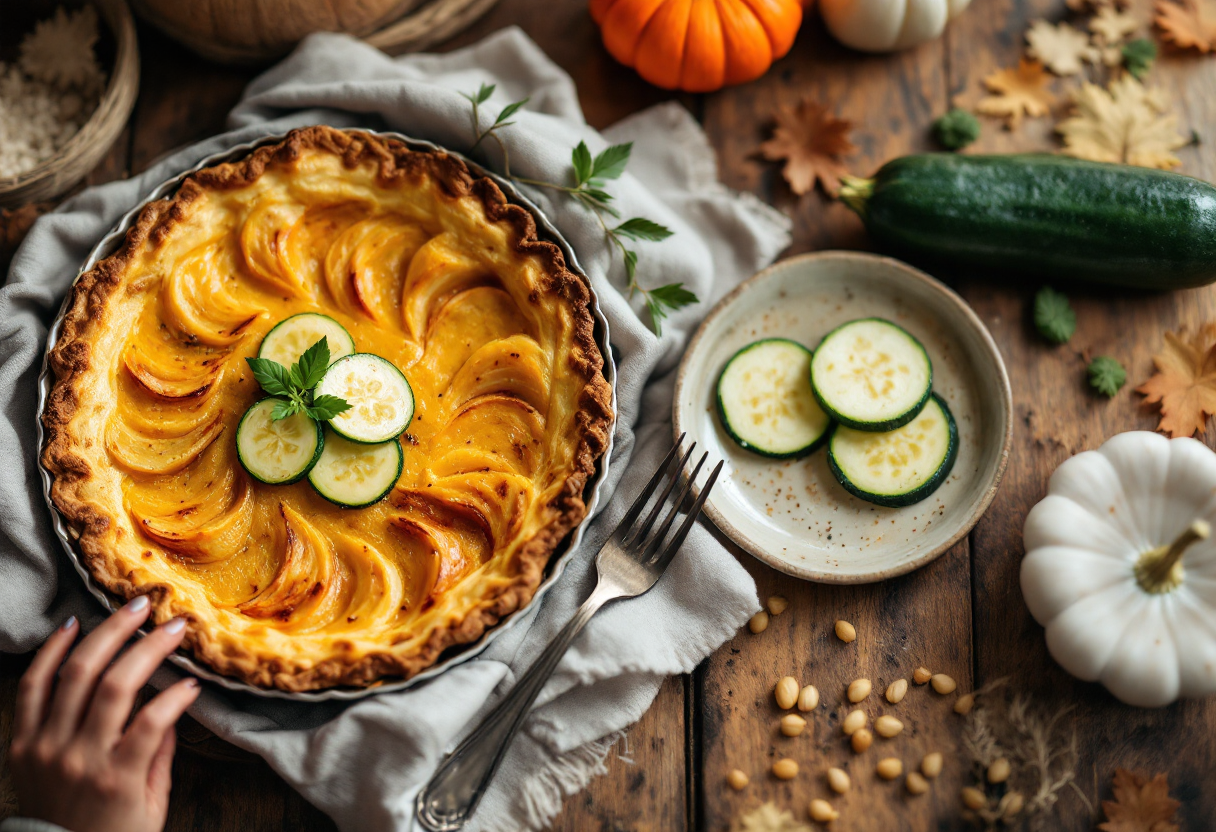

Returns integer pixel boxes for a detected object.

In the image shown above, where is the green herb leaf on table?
[590,142,633,182]
[246,337,349,421]
[1089,356,1127,397]
[1034,286,1077,344]
[933,108,981,151]
[1123,38,1158,80]
[645,283,698,336]
[615,217,674,242]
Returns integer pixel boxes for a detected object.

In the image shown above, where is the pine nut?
[773,758,799,780]
[875,715,903,738]
[906,771,930,795]
[847,678,872,703]
[748,611,769,634]
[987,757,1011,784]
[834,620,856,642]
[913,667,933,685]
[842,709,867,735]
[876,757,903,780]
[961,786,988,811]
[851,728,873,753]
[826,766,851,794]
[953,693,974,715]
[767,595,789,615]
[780,714,807,737]
[885,678,908,704]
[999,791,1025,818]
[727,769,749,790]
[797,684,819,712]
[809,799,839,823]
[775,676,799,710]
[930,673,957,694]
[921,752,943,779]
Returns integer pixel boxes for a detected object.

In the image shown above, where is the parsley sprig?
[246,338,351,422]
[1033,286,1076,345]
[461,86,696,336]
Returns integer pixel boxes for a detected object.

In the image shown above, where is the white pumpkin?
[819,0,973,53]
[1021,431,1216,708]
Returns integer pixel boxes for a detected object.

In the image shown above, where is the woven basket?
[0,0,139,208]
[129,0,501,65]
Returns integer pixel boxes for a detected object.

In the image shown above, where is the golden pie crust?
[42,126,613,691]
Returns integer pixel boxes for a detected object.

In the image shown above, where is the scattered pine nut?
[875,715,904,738]
[767,595,789,615]
[773,758,799,780]
[748,611,769,634]
[913,667,932,685]
[953,693,975,715]
[847,678,872,703]
[842,709,867,735]
[930,673,957,694]
[885,678,908,704]
[775,676,799,710]
[876,757,903,780]
[906,771,930,795]
[826,766,851,794]
[809,799,839,823]
[921,752,943,779]
[851,728,873,753]
[987,757,1011,784]
[780,714,807,737]
[999,791,1025,818]
[834,620,856,642]
[961,786,988,811]
[727,769,749,790]
[797,684,819,712]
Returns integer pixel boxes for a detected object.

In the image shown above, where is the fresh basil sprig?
[246,338,351,422]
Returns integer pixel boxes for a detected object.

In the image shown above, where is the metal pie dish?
[35,128,617,702]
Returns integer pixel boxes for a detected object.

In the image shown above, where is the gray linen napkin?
[0,28,789,832]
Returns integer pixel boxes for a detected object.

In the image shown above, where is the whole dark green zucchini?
[839,154,1216,289]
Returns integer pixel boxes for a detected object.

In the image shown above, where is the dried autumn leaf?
[760,100,855,196]
[731,802,813,832]
[1098,768,1181,832]
[1156,0,1216,51]
[1067,0,1130,11]
[1057,75,1187,169]
[1027,20,1099,75]
[1091,6,1142,44]
[1137,324,1216,438]
[976,59,1057,129]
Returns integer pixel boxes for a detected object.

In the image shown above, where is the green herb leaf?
[933,108,981,151]
[614,217,674,242]
[1122,39,1157,81]
[295,338,332,391]
[495,98,529,126]
[270,398,300,421]
[307,394,353,421]
[572,141,593,186]
[246,357,294,397]
[591,143,633,181]
[475,83,495,104]
[646,295,669,337]
[623,248,638,281]
[649,282,698,311]
[1034,286,1076,344]
[1088,356,1127,397]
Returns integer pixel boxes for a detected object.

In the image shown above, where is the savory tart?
[42,126,613,691]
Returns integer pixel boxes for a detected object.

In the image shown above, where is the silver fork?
[416,436,722,831]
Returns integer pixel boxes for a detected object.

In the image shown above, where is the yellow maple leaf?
[1026,20,1099,75]
[1091,6,1141,43]
[759,100,856,196]
[1098,769,1181,832]
[1057,75,1187,169]
[1156,0,1216,52]
[1137,324,1216,438]
[976,59,1057,129]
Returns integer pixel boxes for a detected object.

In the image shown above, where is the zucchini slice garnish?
[258,313,355,368]
[236,398,324,485]
[307,431,403,508]
[315,353,414,444]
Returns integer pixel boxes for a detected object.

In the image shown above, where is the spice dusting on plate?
[0,6,107,179]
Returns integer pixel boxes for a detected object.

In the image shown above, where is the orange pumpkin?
[590,0,804,93]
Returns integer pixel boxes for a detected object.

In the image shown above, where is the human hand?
[10,597,201,832]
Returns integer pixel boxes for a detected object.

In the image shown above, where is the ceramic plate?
[674,251,1011,583]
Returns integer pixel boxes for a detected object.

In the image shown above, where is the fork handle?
[416,584,617,831]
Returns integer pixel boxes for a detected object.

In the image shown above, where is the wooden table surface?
[4,0,1216,829]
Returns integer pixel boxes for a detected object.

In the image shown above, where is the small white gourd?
[819,0,973,53]
[1021,431,1216,708]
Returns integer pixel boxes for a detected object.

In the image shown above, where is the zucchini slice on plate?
[308,431,403,508]
[258,313,355,367]
[827,393,958,508]
[811,318,932,431]
[716,338,831,458]
[315,354,414,444]
[236,398,324,485]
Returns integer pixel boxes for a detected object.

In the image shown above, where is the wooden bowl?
[0,0,139,208]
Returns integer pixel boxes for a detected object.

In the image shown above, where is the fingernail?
[162,617,186,635]
[60,615,77,631]
[126,595,150,614]
[185,677,200,689]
